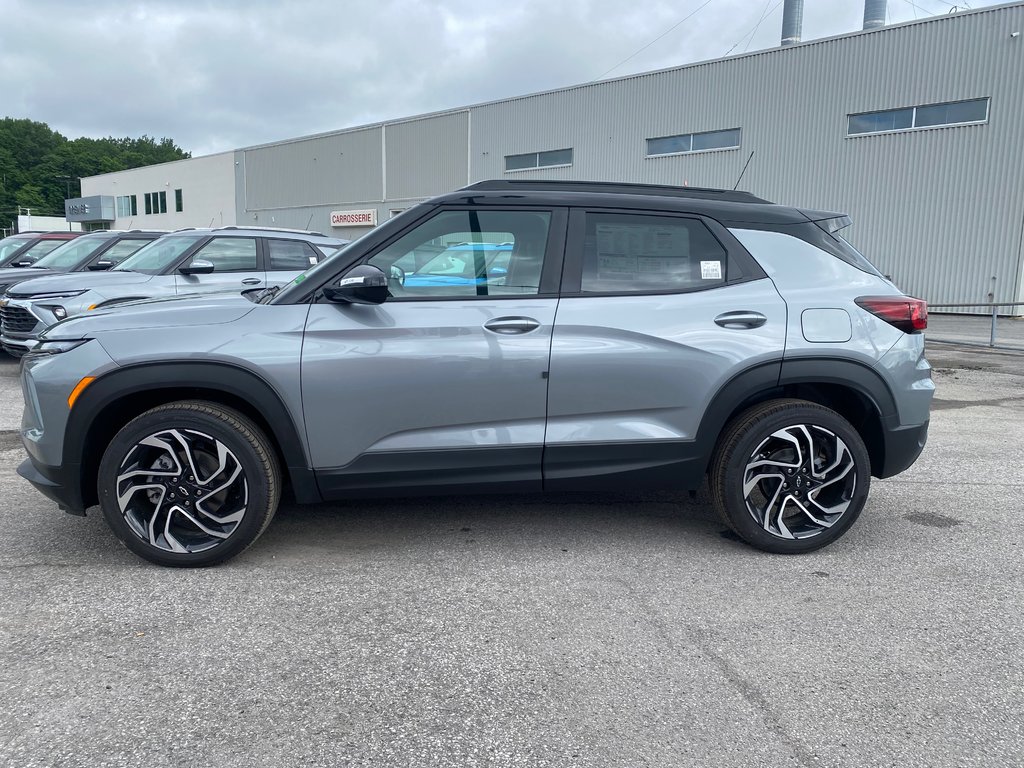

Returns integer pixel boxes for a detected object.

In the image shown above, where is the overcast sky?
[0,0,999,157]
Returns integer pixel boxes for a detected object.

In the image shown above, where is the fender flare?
[692,356,897,467]
[65,361,318,508]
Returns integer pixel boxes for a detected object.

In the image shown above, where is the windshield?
[32,235,112,270]
[10,239,65,265]
[115,234,204,274]
[0,236,31,265]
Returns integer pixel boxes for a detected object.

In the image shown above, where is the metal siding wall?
[242,127,383,210]
[386,112,469,201]
[468,4,1024,306]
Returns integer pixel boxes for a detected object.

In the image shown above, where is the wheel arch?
[695,357,897,478]
[65,362,318,510]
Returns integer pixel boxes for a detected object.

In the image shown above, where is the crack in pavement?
[613,576,829,768]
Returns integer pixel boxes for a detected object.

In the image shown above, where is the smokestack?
[781,0,804,46]
[863,0,886,30]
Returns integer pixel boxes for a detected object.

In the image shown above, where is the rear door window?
[267,239,321,271]
[573,212,729,294]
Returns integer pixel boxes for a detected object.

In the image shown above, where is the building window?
[175,188,183,212]
[144,191,168,214]
[504,148,573,172]
[116,195,137,217]
[848,98,989,136]
[646,128,741,157]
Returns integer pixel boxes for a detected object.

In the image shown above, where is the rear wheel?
[710,399,870,554]
[97,401,280,567]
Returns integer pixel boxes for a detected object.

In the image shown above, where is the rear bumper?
[17,457,87,515]
[878,420,929,479]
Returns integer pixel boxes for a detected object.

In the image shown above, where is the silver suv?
[1,227,347,355]
[17,181,933,566]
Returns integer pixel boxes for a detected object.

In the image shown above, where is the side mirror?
[179,259,215,276]
[87,260,114,271]
[14,260,32,268]
[323,264,388,305]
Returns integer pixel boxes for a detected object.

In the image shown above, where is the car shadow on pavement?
[250,490,730,565]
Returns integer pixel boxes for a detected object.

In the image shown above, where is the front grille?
[1,305,39,335]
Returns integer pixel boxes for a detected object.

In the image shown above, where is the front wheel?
[710,399,871,554]
[97,401,281,567]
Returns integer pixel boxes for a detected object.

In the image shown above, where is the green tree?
[0,117,191,224]
[15,184,47,212]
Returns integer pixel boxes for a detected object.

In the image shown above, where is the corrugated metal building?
[82,2,1024,308]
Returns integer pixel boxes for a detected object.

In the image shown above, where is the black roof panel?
[429,180,837,225]
[461,179,771,204]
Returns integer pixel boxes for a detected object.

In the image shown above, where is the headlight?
[25,339,90,357]
[25,290,87,300]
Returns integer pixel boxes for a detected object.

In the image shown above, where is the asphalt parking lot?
[0,342,1021,768]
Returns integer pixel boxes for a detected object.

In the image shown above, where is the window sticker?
[700,260,723,280]
[595,223,690,282]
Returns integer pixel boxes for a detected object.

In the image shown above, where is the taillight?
[855,296,928,333]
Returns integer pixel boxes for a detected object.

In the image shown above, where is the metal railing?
[926,301,1024,350]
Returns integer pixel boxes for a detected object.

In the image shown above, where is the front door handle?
[483,316,541,335]
[241,278,263,285]
[714,311,768,329]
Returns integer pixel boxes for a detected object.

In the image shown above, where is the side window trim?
[256,237,268,272]
[561,207,765,296]
[352,206,569,302]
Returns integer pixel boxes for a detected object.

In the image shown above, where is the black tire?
[97,401,280,567]
[710,398,870,554]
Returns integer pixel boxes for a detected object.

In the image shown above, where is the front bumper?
[17,457,87,515]
[1,335,34,356]
[0,297,46,355]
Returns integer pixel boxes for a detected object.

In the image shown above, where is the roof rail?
[216,225,328,237]
[460,179,771,204]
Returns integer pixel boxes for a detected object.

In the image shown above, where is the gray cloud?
[0,0,997,156]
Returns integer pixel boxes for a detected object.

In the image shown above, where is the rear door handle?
[483,316,541,335]
[714,311,768,329]
[241,278,263,285]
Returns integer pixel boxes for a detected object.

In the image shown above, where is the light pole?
[56,176,76,231]
[56,175,74,199]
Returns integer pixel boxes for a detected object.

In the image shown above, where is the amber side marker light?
[67,377,96,409]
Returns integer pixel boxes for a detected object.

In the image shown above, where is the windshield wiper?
[257,285,282,304]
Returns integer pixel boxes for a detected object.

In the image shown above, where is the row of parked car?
[0,227,349,356]
[12,180,933,569]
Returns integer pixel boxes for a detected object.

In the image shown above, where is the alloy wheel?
[741,424,856,540]
[114,428,249,553]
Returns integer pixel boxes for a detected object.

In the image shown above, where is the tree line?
[0,117,190,221]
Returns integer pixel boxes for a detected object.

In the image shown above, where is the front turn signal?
[67,377,96,409]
